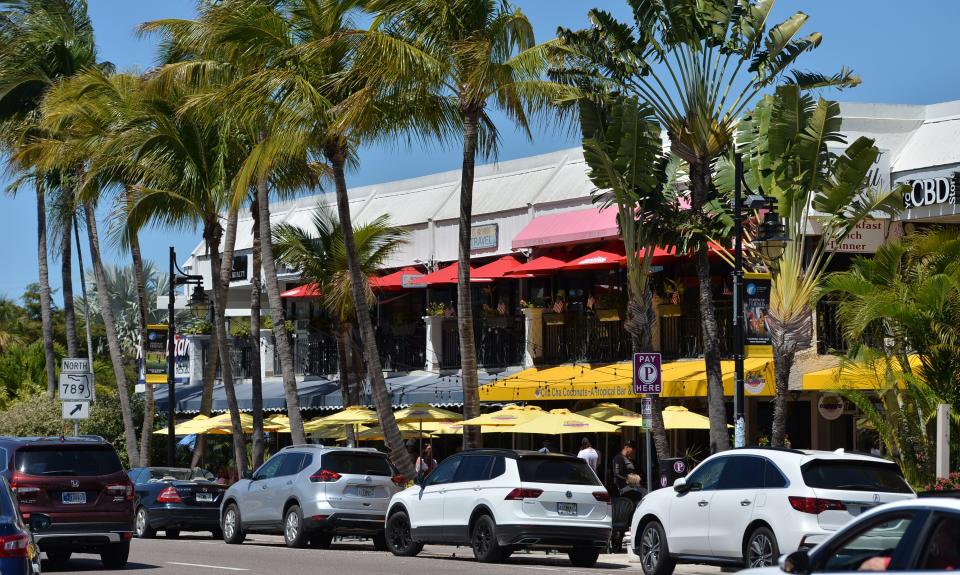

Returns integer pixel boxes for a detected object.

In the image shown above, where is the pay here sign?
[633,352,662,395]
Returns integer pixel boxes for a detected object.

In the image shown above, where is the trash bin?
[657,458,690,490]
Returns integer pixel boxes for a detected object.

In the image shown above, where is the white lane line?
[167,562,249,571]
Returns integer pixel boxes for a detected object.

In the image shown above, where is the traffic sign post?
[60,358,95,434]
[62,401,90,420]
[634,352,662,494]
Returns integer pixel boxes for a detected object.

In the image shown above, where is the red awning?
[563,249,627,270]
[504,253,570,276]
[472,255,529,279]
[512,207,619,249]
[280,283,321,298]
[369,266,424,291]
[409,262,494,286]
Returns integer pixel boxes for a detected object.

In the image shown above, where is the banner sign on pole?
[138,325,190,385]
[641,397,653,430]
[744,272,772,346]
[633,352,662,395]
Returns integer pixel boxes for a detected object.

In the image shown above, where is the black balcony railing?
[438,315,525,369]
[275,333,339,377]
[817,300,849,354]
[660,302,735,359]
[377,323,427,371]
[206,338,254,380]
[542,312,630,364]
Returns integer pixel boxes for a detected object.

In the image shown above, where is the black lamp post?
[732,154,787,448]
[167,246,208,466]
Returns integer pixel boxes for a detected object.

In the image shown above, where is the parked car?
[220,446,403,549]
[128,467,225,539]
[740,497,960,575]
[0,476,47,575]
[384,449,612,567]
[0,436,135,569]
[631,448,916,575]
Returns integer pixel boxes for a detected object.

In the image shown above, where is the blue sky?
[2,0,959,301]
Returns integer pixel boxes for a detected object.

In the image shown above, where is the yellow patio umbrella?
[265,414,289,428]
[461,404,546,427]
[576,403,641,423]
[427,421,501,435]
[303,416,337,433]
[317,406,380,425]
[508,408,620,452]
[394,403,461,454]
[619,405,723,430]
[357,424,433,441]
[155,414,210,436]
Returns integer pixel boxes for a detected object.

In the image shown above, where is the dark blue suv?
[0,476,45,575]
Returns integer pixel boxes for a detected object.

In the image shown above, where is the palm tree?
[365,0,566,448]
[725,85,900,446]
[273,204,408,441]
[553,0,858,452]
[0,0,102,399]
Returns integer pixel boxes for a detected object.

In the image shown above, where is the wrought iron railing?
[542,312,630,364]
[659,302,735,359]
[438,315,525,369]
[207,338,254,380]
[377,323,427,371]
[275,332,339,377]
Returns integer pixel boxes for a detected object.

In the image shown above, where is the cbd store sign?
[902,172,959,208]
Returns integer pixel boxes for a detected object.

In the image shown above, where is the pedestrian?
[612,441,639,495]
[577,437,599,472]
[415,444,437,481]
[538,439,552,453]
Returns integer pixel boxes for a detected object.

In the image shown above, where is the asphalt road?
[36,534,722,575]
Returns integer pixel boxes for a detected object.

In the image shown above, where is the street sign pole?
[634,352,662,494]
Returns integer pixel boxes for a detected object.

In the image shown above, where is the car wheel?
[222,503,245,545]
[100,542,130,569]
[165,529,180,539]
[638,520,676,575]
[471,515,505,563]
[283,505,309,548]
[309,533,332,549]
[385,511,422,557]
[569,547,601,567]
[135,507,156,538]
[372,532,388,551]
[45,550,71,565]
[745,526,779,569]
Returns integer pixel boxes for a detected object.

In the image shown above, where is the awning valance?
[512,207,619,249]
[479,358,775,402]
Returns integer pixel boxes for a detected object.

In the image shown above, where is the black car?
[128,467,226,539]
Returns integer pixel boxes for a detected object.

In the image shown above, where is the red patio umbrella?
[409,262,493,286]
[504,253,570,276]
[279,283,321,298]
[473,255,530,279]
[563,249,627,270]
[369,266,424,291]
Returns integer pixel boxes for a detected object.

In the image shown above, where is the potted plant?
[658,278,685,317]
[425,302,446,317]
[595,292,625,322]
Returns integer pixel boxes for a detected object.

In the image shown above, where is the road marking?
[168,562,249,571]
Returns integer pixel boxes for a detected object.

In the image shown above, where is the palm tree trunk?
[771,346,793,447]
[769,308,812,447]
[249,198,265,469]
[689,162,729,454]
[327,145,413,478]
[36,181,57,398]
[255,173,306,445]
[61,210,79,359]
[207,207,248,477]
[130,226,153,466]
[83,201,140,466]
[458,109,481,450]
[335,322,356,446]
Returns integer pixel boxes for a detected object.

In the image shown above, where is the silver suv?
[220,446,404,549]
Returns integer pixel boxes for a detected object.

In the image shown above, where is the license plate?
[357,487,375,498]
[196,492,213,502]
[557,502,577,516]
[62,491,86,505]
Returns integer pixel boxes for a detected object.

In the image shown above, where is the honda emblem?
[70,480,79,488]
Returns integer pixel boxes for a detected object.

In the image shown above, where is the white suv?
[384,449,612,567]
[631,448,915,575]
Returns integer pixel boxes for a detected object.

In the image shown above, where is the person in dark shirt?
[612,441,638,494]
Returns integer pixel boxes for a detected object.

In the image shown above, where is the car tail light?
[593,491,612,503]
[157,486,182,503]
[788,496,846,514]
[10,474,40,504]
[504,488,543,500]
[391,474,406,487]
[0,533,29,558]
[309,469,341,483]
[107,482,134,502]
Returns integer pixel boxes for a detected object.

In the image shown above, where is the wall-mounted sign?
[744,272,771,346]
[471,224,498,251]
[825,219,899,254]
[400,273,426,288]
[230,254,248,282]
[901,172,959,209]
[818,393,845,421]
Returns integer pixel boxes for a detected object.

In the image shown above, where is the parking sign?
[633,352,662,394]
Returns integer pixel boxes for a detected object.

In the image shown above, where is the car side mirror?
[244,471,254,480]
[672,477,687,492]
[781,550,810,574]
[413,475,424,487]
[28,513,51,532]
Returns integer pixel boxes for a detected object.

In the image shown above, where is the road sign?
[633,352,662,395]
[62,401,90,420]
[61,358,90,374]
[59,372,95,401]
[641,397,653,429]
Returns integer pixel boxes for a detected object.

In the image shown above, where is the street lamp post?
[732,154,787,448]
[167,246,209,466]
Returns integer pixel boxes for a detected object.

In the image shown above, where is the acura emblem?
[873,493,880,504]
[565,491,572,499]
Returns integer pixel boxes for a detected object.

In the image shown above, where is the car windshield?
[801,460,912,493]
[518,456,601,486]
[322,452,392,476]
[147,468,212,481]
[15,446,122,477]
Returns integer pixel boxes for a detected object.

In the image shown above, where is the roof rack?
[735,446,805,455]
[0,435,108,443]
